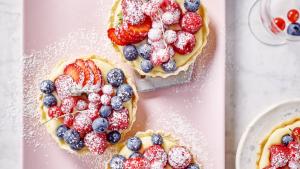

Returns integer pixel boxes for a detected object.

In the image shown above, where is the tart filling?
[108,130,202,169]
[108,0,209,77]
[39,55,138,155]
[257,118,300,169]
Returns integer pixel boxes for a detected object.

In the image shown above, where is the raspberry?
[88,102,101,110]
[160,0,181,12]
[151,50,164,66]
[88,93,101,103]
[162,9,181,25]
[124,157,151,169]
[73,113,93,135]
[48,106,64,119]
[172,31,196,55]
[101,94,111,105]
[164,30,177,44]
[63,114,75,127]
[54,75,75,100]
[292,127,300,142]
[143,145,168,166]
[142,1,161,19]
[148,28,163,42]
[150,39,166,49]
[76,99,88,111]
[85,108,99,121]
[181,12,203,34]
[168,146,192,169]
[108,108,130,131]
[288,141,300,162]
[122,0,146,25]
[61,97,77,114]
[84,132,108,155]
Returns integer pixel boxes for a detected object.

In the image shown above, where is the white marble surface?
[1,0,300,169]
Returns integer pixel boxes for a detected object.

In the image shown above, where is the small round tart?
[38,55,138,155]
[257,118,300,169]
[108,0,209,78]
[108,130,202,169]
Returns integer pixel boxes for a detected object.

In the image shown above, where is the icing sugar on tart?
[39,55,138,155]
[257,118,300,169]
[108,0,209,78]
[108,130,203,169]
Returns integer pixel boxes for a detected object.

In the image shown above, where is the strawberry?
[143,145,168,167]
[75,59,94,86]
[124,157,151,169]
[181,12,203,34]
[48,106,64,118]
[54,75,74,100]
[63,114,75,127]
[84,132,108,155]
[63,63,84,85]
[172,31,196,55]
[269,145,290,168]
[86,59,102,85]
[288,141,300,162]
[108,108,129,131]
[108,28,128,46]
[126,16,152,42]
[292,127,300,142]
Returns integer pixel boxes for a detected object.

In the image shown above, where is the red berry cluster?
[272,9,299,32]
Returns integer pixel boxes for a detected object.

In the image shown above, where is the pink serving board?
[23,0,225,169]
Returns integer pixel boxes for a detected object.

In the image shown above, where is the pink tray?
[23,0,225,168]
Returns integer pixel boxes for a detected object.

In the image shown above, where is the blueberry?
[109,155,126,169]
[287,23,300,36]
[107,68,125,87]
[151,134,163,145]
[117,84,133,102]
[161,59,177,73]
[56,125,68,138]
[129,152,143,158]
[123,45,138,61]
[111,96,123,110]
[184,0,201,12]
[70,139,84,151]
[140,60,153,73]
[187,163,201,169]
[127,136,142,152]
[99,105,112,118]
[107,131,121,144]
[43,94,57,107]
[40,80,55,94]
[138,43,152,60]
[92,118,109,133]
[63,129,80,145]
[281,134,293,146]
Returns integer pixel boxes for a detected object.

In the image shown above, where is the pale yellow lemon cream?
[107,130,200,169]
[39,55,138,155]
[108,0,209,78]
[257,119,300,169]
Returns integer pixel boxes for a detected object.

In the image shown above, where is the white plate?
[236,100,300,169]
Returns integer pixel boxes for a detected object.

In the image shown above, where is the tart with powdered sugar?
[108,130,203,169]
[257,118,300,169]
[38,55,138,155]
[107,0,209,78]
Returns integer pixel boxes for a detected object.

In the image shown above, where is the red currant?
[273,17,286,31]
[287,9,299,23]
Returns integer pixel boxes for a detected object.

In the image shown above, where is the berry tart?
[108,130,202,169]
[257,118,300,169]
[108,0,209,78]
[38,55,138,155]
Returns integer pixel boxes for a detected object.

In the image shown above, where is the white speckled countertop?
[1,0,300,168]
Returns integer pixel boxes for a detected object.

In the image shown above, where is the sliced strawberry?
[75,59,94,86]
[116,25,140,44]
[63,63,84,85]
[108,28,128,46]
[86,59,102,85]
[127,16,152,41]
[269,145,290,168]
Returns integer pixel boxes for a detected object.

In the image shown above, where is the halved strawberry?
[86,59,102,85]
[108,28,128,46]
[269,145,290,168]
[75,59,94,86]
[63,63,84,85]
[116,25,140,44]
[127,16,152,41]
